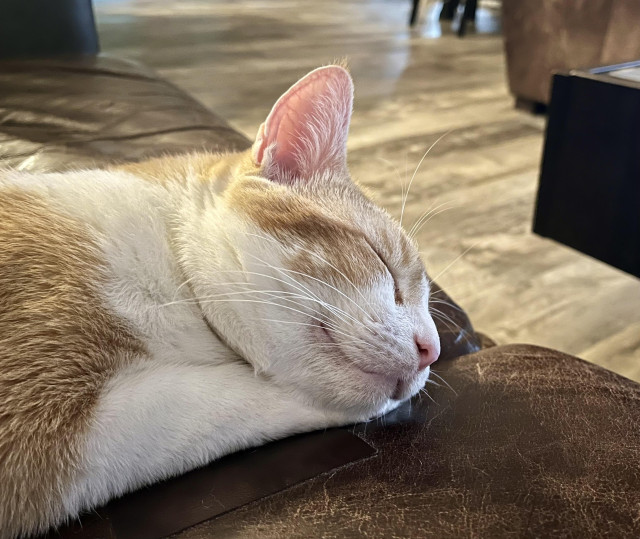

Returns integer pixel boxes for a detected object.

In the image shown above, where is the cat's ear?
[251,65,353,182]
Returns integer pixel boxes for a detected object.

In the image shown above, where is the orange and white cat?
[0,66,439,538]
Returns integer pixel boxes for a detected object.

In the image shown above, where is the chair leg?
[440,0,459,20]
[456,0,477,37]
[409,0,420,26]
[454,0,466,36]
[465,0,478,20]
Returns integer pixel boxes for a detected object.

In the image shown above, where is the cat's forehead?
[227,177,426,295]
[227,178,376,282]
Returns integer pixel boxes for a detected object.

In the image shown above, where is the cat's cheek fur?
[248,273,423,417]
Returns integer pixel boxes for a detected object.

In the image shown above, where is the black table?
[534,61,640,279]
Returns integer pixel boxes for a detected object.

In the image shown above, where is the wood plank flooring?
[94,0,640,381]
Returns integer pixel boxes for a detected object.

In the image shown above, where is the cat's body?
[0,66,440,538]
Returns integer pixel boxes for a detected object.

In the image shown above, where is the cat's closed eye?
[366,240,403,305]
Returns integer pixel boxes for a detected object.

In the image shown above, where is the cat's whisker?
[268,265,375,329]
[411,206,457,239]
[244,231,377,318]
[429,315,458,335]
[406,203,441,239]
[428,297,465,314]
[429,370,457,395]
[237,294,345,335]
[244,261,368,337]
[255,318,374,349]
[244,253,357,327]
[163,263,432,358]
[213,269,330,308]
[407,199,454,239]
[400,129,454,226]
[425,279,470,296]
[287,340,368,356]
[157,283,298,308]
[268,293,360,333]
[171,274,197,302]
[268,233,378,316]
[429,309,474,344]
[195,297,341,333]
[419,387,438,405]
[431,324,474,346]
[258,292,347,332]
[251,313,383,354]
[408,201,458,240]
[429,313,460,336]
[429,242,479,283]
[289,340,364,349]
[246,252,322,301]
[207,268,371,338]
[246,251,376,329]
[428,307,464,333]
[429,299,464,313]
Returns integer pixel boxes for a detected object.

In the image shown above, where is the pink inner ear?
[265,83,319,174]
[253,66,353,180]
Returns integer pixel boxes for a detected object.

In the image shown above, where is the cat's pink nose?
[416,337,440,370]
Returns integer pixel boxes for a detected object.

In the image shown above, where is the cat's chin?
[293,362,426,423]
[374,397,405,418]
[351,362,428,405]
[354,369,430,421]
[312,324,429,410]
[323,377,421,423]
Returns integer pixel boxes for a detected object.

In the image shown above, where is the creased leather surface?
[0,56,251,172]
[177,344,640,538]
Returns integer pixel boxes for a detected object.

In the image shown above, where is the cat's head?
[203,66,439,420]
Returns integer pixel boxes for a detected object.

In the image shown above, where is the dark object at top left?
[0,0,99,59]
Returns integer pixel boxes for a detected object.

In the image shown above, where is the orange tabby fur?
[0,189,145,536]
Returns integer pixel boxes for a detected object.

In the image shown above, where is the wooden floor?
[94,0,640,382]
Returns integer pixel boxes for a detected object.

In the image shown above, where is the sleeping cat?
[0,65,440,538]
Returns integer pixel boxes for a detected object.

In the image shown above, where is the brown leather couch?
[1,57,639,539]
[502,0,640,106]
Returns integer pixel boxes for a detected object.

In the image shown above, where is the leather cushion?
[0,56,251,172]
[175,344,640,538]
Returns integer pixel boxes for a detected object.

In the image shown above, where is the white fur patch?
[64,358,348,515]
